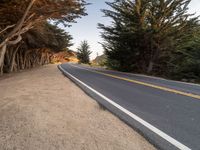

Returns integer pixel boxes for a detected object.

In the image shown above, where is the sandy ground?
[0,64,155,150]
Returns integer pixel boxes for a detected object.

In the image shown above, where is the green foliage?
[25,22,73,52]
[99,0,200,82]
[168,28,200,81]
[0,0,87,28]
[0,0,87,74]
[77,40,92,64]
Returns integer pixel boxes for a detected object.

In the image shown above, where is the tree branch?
[0,24,15,35]
[8,35,22,45]
[5,0,36,40]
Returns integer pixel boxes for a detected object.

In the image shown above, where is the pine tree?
[77,41,92,64]
[99,0,199,74]
[168,26,200,82]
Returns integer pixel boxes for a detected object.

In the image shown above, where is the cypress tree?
[77,41,92,64]
[99,0,199,74]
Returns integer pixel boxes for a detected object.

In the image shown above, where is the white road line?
[59,65,191,150]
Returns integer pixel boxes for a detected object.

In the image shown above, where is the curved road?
[59,63,200,150]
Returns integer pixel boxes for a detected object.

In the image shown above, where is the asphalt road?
[59,63,200,150]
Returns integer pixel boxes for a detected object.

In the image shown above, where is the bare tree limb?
[8,35,22,45]
[4,0,36,40]
[0,24,15,35]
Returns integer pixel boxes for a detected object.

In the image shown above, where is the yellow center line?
[92,70,200,100]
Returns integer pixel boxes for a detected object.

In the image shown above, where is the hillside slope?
[92,54,106,65]
[51,50,79,63]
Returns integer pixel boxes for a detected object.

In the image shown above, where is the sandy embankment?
[0,64,155,150]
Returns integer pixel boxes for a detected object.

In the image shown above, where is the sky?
[64,0,200,60]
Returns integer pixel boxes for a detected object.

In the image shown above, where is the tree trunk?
[2,0,36,42]
[147,61,154,74]
[0,44,7,75]
[9,45,20,73]
[0,0,35,75]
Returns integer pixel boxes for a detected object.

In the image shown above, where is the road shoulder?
[0,64,155,150]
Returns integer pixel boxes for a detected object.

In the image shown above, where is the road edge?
[58,64,189,150]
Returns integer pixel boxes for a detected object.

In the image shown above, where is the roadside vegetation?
[0,0,87,75]
[77,40,92,64]
[99,0,200,83]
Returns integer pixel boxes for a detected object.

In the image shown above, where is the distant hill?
[92,54,106,65]
[51,50,79,63]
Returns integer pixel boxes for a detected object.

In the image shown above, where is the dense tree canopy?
[0,0,87,74]
[3,22,73,73]
[99,0,200,82]
[168,27,200,81]
[25,23,73,52]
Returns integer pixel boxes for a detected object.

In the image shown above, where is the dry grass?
[0,64,155,150]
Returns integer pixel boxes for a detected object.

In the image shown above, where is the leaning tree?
[3,22,73,73]
[0,0,87,74]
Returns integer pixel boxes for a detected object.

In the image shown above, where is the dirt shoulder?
[0,64,155,150]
